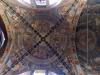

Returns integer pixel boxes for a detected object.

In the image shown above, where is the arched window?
[19,70,58,75]
[0,28,5,48]
[19,71,31,75]
[18,0,31,5]
[17,0,62,8]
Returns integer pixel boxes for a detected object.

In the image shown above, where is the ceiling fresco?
[0,0,100,75]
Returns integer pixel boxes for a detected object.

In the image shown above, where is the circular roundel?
[76,29,96,52]
[76,7,100,73]
[18,16,69,65]
[22,19,57,64]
